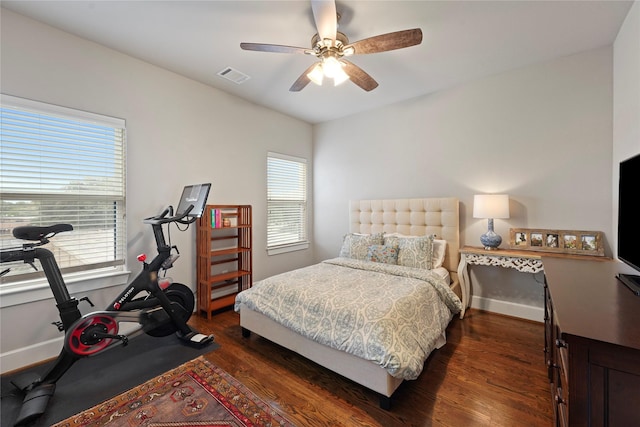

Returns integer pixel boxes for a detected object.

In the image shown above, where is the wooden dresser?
[542,257,640,426]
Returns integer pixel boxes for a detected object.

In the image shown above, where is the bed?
[234,198,464,408]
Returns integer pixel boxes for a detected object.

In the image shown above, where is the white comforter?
[234,257,462,380]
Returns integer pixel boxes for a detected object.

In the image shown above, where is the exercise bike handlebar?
[142,204,197,225]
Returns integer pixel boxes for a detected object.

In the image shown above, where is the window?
[267,152,308,255]
[0,95,126,285]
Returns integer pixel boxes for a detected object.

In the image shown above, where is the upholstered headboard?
[349,198,460,288]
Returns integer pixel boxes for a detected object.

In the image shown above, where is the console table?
[457,246,607,319]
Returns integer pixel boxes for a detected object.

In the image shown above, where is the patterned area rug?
[52,356,298,427]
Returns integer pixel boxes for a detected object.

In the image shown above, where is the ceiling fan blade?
[240,42,309,55]
[289,63,318,92]
[346,28,423,55]
[311,0,337,43]
[342,60,379,92]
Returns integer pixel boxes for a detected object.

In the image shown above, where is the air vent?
[217,67,250,84]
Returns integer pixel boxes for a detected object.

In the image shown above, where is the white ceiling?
[2,1,633,124]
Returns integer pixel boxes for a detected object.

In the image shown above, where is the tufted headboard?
[349,198,460,289]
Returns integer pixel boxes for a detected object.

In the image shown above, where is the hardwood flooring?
[189,308,554,427]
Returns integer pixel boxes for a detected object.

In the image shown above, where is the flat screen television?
[617,153,640,296]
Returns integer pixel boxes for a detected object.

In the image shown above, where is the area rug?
[51,356,298,427]
[2,332,218,427]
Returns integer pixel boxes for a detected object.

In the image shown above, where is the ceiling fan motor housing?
[310,32,352,58]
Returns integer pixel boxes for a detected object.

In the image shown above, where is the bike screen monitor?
[175,183,211,219]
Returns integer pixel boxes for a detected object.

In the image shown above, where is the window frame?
[266,151,309,255]
[0,94,128,303]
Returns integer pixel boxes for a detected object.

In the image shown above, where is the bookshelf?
[196,205,252,319]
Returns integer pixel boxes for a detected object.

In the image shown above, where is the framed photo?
[530,232,543,247]
[563,234,577,249]
[513,231,528,246]
[509,228,604,256]
[546,233,559,248]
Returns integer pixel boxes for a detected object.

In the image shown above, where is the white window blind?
[0,95,126,284]
[267,152,308,254]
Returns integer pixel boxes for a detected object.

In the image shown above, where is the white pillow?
[432,239,447,269]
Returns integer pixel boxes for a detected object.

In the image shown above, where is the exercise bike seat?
[13,224,73,241]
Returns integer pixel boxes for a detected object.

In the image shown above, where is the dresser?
[542,257,640,426]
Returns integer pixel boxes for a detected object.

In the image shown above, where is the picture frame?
[509,228,604,256]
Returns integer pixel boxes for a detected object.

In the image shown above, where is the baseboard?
[1,337,62,374]
[0,324,141,375]
[470,296,544,322]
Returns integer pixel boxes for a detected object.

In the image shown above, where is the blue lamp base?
[480,218,502,250]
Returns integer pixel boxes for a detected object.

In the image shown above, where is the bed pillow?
[432,239,447,269]
[339,232,384,260]
[366,244,399,264]
[384,234,435,270]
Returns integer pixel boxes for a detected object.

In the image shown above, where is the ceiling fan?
[240,0,423,92]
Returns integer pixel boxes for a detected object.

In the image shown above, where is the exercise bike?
[0,184,214,426]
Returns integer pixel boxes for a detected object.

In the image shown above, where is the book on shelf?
[210,208,224,228]
[210,207,240,228]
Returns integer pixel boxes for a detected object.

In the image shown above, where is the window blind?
[267,152,308,253]
[0,95,126,284]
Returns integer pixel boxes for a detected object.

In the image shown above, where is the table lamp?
[473,194,510,250]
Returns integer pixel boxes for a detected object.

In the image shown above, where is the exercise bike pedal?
[13,383,55,426]
[176,330,214,347]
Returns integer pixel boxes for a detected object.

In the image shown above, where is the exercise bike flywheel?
[145,283,195,337]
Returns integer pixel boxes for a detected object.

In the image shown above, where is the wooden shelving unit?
[196,205,252,319]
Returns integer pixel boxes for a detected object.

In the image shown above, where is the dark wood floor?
[189,308,554,427]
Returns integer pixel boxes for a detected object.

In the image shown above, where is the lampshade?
[473,194,510,219]
[307,63,324,86]
[322,56,342,78]
[307,57,350,87]
[332,67,350,86]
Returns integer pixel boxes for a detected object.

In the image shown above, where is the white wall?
[613,0,640,271]
[313,47,615,321]
[0,9,314,373]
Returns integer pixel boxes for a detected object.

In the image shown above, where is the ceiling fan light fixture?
[332,67,350,86]
[321,56,349,86]
[307,63,324,85]
[322,56,342,78]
